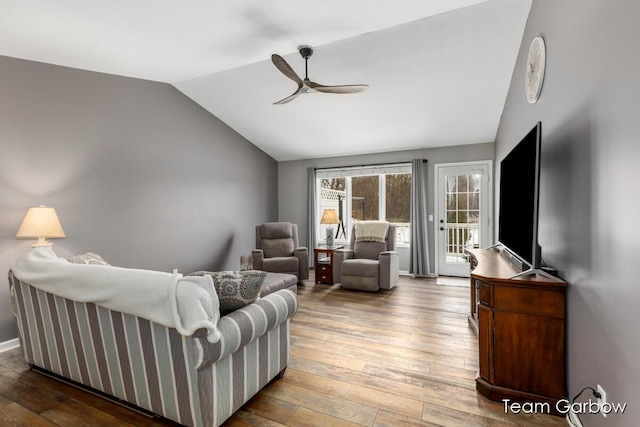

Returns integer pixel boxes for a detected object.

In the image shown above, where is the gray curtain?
[410,159,430,276]
[307,167,317,267]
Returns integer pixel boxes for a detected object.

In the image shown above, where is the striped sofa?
[8,270,298,427]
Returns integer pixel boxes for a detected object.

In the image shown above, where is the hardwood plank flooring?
[0,274,566,426]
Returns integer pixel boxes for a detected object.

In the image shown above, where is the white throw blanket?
[11,247,221,343]
[355,221,389,243]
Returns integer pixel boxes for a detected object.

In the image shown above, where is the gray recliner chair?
[334,223,399,291]
[252,222,309,284]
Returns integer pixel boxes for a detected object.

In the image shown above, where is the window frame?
[316,164,412,247]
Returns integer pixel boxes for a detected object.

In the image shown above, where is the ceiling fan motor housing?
[298,46,314,59]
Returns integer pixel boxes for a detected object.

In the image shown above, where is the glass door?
[436,162,491,277]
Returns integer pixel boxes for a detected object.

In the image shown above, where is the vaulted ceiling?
[1,0,532,161]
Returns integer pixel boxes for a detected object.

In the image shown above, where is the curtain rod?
[313,159,427,171]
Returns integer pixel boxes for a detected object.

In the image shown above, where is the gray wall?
[0,56,278,342]
[496,1,639,424]
[278,143,494,272]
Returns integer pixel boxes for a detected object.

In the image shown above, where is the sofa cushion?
[67,252,110,266]
[260,272,298,297]
[261,238,294,258]
[190,270,267,315]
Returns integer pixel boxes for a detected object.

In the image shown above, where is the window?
[317,164,411,245]
[445,173,481,258]
[351,175,379,221]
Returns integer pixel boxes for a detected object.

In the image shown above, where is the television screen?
[498,122,541,268]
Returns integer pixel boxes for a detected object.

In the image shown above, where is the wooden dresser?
[466,248,567,411]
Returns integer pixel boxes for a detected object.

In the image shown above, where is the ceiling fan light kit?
[271,45,369,104]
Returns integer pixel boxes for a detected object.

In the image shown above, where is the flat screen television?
[497,122,548,278]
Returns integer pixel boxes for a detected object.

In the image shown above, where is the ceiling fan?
[271,45,369,105]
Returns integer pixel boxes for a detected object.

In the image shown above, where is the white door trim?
[433,160,493,277]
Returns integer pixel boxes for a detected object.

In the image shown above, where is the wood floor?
[0,274,567,426]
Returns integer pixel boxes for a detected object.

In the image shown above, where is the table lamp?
[16,205,66,247]
[320,209,340,246]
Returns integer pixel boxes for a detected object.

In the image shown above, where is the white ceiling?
[1,0,532,161]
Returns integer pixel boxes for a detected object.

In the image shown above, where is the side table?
[314,246,344,284]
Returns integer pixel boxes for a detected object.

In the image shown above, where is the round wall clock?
[525,36,546,104]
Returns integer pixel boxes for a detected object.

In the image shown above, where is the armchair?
[334,222,399,291]
[252,222,309,283]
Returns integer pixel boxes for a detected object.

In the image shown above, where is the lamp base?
[31,237,53,247]
[325,227,334,247]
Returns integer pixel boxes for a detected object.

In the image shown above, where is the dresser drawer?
[494,286,565,317]
[317,263,330,273]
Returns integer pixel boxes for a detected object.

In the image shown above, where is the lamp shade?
[320,209,340,224]
[16,205,66,247]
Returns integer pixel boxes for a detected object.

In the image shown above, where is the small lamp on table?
[320,209,340,247]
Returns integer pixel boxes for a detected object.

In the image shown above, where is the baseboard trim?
[0,338,20,353]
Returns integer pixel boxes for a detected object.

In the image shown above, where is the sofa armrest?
[378,251,399,290]
[294,247,309,281]
[251,249,264,269]
[333,249,354,284]
[196,288,298,369]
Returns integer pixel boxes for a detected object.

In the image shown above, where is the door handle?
[439,227,445,231]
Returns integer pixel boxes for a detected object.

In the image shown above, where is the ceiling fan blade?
[271,54,303,86]
[308,81,369,94]
[273,86,304,105]
[272,47,368,104]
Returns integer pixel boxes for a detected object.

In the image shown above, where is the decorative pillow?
[190,270,267,315]
[67,252,110,266]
